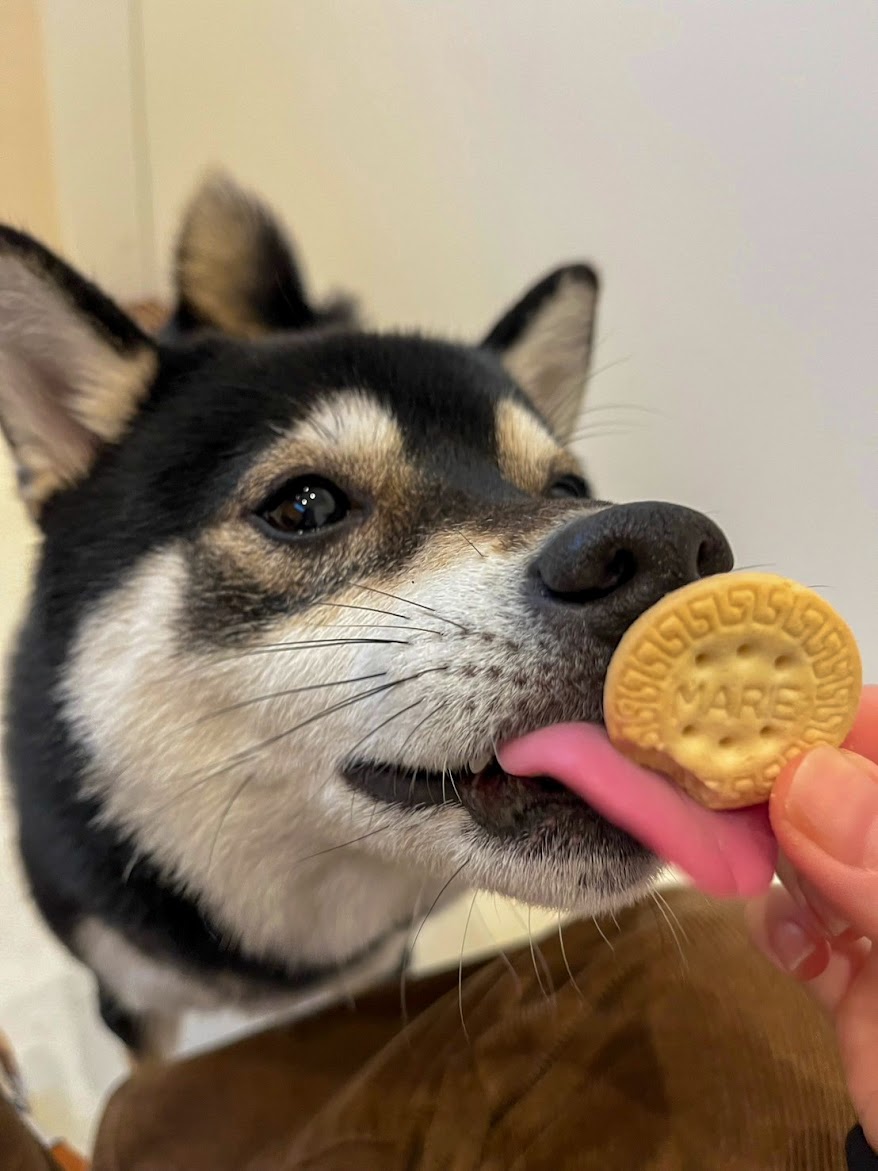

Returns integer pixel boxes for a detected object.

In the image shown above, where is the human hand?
[748,685,878,1149]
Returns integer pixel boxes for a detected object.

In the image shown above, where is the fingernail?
[766,917,827,979]
[796,876,853,939]
[783,747,878,869]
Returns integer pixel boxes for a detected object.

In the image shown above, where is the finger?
[777,853,859,941]
[749,889,878,1146]
[842,683,878,763]
[837,949,878,1150]
[769,746,878,941]
[747,885,869,1011]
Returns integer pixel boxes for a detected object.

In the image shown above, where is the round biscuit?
[603,572,862,809]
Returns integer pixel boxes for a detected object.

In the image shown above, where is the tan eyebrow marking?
[495,397,571,493]
[235,390,410,505]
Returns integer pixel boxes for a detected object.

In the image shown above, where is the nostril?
[696,539,713,577]
[541,546,638,605]
[596,548,638,598]
[695,534,732,578]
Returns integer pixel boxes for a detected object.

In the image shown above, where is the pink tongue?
[497,724,777,897]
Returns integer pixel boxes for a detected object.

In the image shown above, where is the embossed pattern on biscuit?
[603,573,862,809]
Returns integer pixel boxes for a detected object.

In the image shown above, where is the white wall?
[139,0,878,673]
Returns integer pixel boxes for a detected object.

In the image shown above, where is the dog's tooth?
[468,753,492,774]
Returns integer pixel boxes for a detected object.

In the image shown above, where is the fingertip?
[768,748,835,831]
[842,684,878,761]
[769,744,878,833]
[769,685,878,816]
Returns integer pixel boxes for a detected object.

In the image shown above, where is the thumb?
[769,746,878,942]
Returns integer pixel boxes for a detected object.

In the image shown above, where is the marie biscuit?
[603,572,862,809]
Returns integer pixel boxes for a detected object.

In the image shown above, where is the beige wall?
[0,3,92,1149]
[0,0,59,245]
[0,0,52,592]
[0,0,54,584]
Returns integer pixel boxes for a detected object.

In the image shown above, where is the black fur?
[97,986,146,1054]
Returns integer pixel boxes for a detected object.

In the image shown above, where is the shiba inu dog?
[0,175,735,1056]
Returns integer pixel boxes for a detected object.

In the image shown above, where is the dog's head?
[0,176,732,966]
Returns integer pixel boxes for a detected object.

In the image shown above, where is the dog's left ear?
[0,227,157,518]
[482,264,599,439]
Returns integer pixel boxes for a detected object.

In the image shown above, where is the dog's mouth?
[343,753,590,825]
[344,724,778,898]
[343,750,649,886]
[339,754,573,810]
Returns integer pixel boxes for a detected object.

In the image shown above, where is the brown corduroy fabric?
[0,1097,59,1170]
[85,889,855,1170]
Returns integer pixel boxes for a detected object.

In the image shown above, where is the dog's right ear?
[482,264,599,440]
[0,227,157,519]
[171,172,354,338]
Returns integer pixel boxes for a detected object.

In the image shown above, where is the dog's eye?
[547,474,591,500]
[258,476,350,536]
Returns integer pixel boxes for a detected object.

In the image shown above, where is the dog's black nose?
[532,501,733,635]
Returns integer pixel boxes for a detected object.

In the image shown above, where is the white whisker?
[458,892,479,1041]
[557,914,583,998]
[592,915,616,955]
[650,890,687,968]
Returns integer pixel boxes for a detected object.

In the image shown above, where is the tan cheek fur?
[61,504,627,994]
[61,547,434,970]
[59,391,618,1004]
